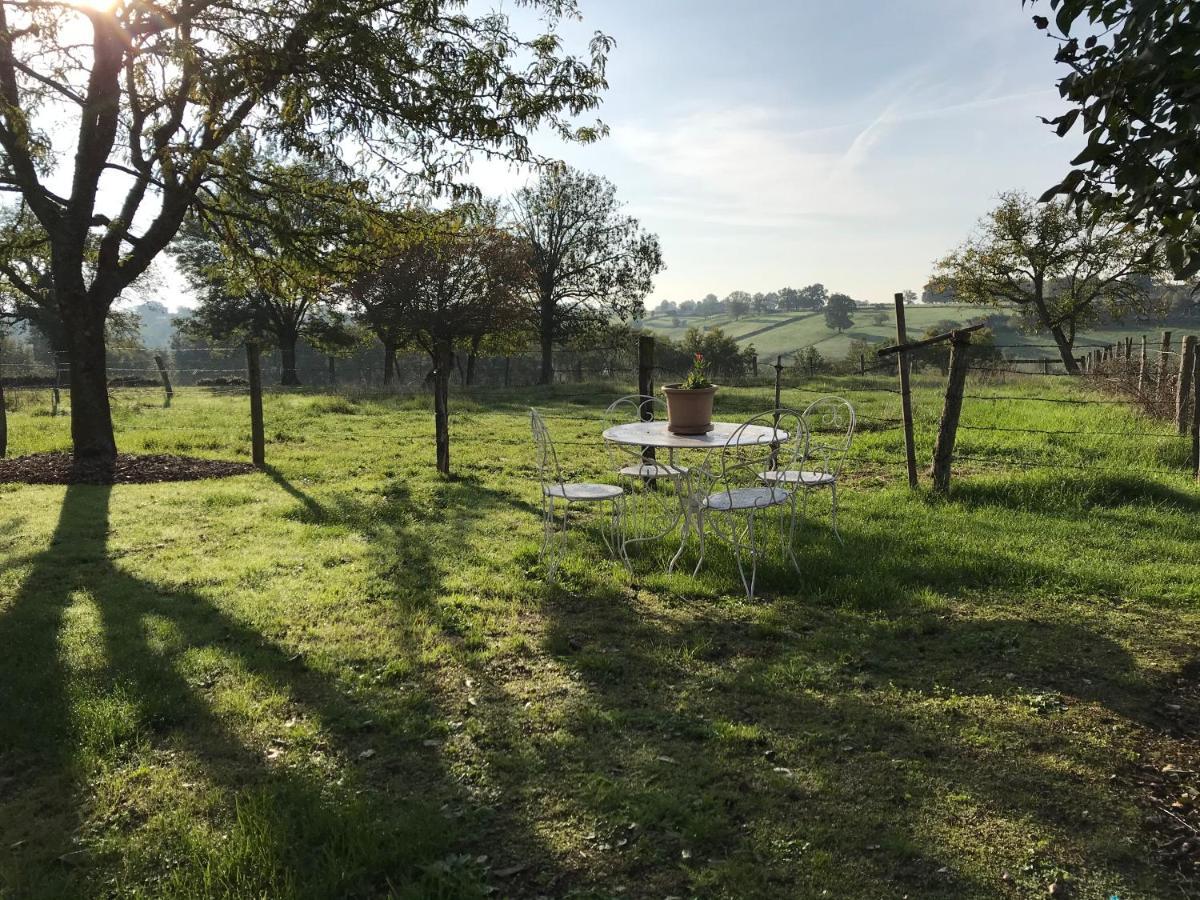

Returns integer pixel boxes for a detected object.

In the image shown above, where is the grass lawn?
[1,376,1198,899]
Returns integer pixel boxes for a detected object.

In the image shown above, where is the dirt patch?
[0,452,257,485]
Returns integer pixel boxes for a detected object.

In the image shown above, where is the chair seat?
[545,482,624,501]
[618,462,689,479]
[759,469,836,487]
[701,486,791,511]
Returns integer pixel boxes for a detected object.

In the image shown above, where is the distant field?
[642,306,1188,363]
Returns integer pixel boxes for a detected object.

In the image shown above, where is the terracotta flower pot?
[662,384,717,434]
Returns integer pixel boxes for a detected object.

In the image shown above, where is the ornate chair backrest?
[530,408,564,493]
[603,394,664,471]
[707,409,808,502]
[801,396,855,479]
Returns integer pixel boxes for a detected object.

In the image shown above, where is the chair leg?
[668,496,690,574]
[784,492,801,575]
[541,495,553,558]
[732,509,758,601]
[830,482,843,544]
[691,508,706,577]
[614,495,633,574]
[546,499,571,584]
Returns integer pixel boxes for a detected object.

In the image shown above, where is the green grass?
[642,306,1187,364]
[1,378,1198,898]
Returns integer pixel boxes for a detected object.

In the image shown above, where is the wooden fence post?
[859,353,865,376]
[637,335,657,470]
[246,342,265,468]
[1042,358,1050,376]
[0,340,6,458]
[1193,352,1200,481]
[1176,335,1197,434]
[1158,330,1173,395]
[1138,335,1148,395]
[153,354,173,402]
[637,335,655,400]
[751,355,758,377]
[894,292,918,488]
[931,331,972,493]
[773,355,783,410]
[52,362,61,417]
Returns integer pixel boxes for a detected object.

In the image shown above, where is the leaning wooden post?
[1157,330,1173,396]
[246,342,265,468]
[894,292,918,489]
[931,330,972,493]
[153,354,173,402]
[1137,335,1148,395]
[773,355,783,410]
[1176,335,1197,435]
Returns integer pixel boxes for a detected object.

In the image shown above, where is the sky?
[469,0,1084,306]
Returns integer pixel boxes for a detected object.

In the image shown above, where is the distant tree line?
[649,283,858,319]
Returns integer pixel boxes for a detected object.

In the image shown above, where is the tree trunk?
[382,340,397,385]
[1030,286,1079,375]
[538,287,555,385]
[465,334,483,386]
[280,337,301,386]
[64,301,118,462]
[433,337,452,475]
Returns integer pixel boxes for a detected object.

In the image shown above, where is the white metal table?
[601,420,788,571]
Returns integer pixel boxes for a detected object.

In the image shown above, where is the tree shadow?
[0,478,557,899]
[520,570,1185,897]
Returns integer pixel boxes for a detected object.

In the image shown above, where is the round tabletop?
[602,420,787,449]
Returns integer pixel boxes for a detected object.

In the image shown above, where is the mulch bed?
[0,452,257,485]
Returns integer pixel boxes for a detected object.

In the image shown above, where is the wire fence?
[2,331,1199,487]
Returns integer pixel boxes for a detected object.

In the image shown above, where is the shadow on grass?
[0,479,549,899]
[948,472,1200,516]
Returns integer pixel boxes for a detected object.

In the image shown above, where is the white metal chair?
[530,408,628,582]
[759,396,855,542]
[603,395,691,554]
[692,409,809,600]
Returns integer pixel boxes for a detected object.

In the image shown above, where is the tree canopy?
[1029,0,1200,277]
[0,0,612,459]
[510,166,663,384]
[824,293,855,332]
[930,191,1165,373]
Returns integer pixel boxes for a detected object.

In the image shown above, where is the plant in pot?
[663,353,717,434]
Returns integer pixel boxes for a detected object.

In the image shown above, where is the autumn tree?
[0,0,611,461]
[510,167,663,384]
[930,192,1164,373]
[1029,0,1200,277]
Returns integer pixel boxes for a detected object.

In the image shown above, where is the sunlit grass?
[1,376,1197,898]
